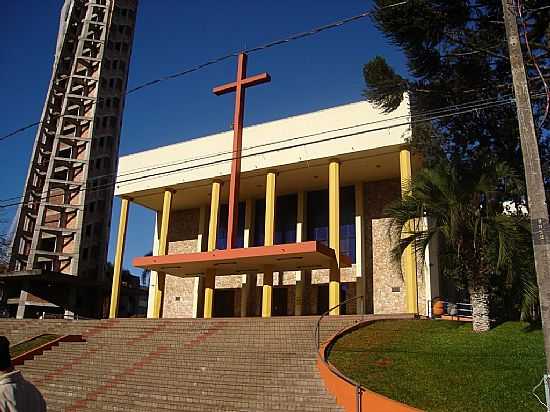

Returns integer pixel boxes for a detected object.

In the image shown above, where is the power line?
[1,87,529,206]
[517,0,550,128]
[1,91,544,211]
[0,91,542,206]
[0,1,409,143]
[0,84,548,208]
[0,91,528,205]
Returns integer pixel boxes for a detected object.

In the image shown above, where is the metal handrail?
[314,295,365,412]
[314,295,365,350]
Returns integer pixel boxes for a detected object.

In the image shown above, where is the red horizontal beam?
[133,241,351,277]
[212,72,271,96]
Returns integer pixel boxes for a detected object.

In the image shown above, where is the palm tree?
[385,162,530,332]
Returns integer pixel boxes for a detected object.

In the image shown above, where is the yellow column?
[262,267,273,317]
[152,189,174,318]
[241,199,255,317]
[262,171,276,317]
[204,180,221,318]
[295,191,306,316]
[204,269,215,319]
[355,182,366,314]
[192,206,207,318]
[400,148,418,314]
[109,198,130,319]
[329,160,340,315]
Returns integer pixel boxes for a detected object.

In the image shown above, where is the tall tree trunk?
[469,281,491,332]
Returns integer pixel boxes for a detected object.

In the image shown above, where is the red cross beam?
[213,53,271,250]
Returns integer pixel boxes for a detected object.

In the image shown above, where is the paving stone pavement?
[0,315,374,411]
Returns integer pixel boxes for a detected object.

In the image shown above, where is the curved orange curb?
[12,334,85,366]
[317,317,423,412]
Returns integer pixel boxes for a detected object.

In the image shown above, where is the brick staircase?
[0,316,365,411]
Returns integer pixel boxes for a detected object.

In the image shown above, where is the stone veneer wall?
[366,179,428,315]
[163,209,201,318]
[370,218,428,315]
[161,177,428,317]
[365,179,403,314]
[371,218,405,313]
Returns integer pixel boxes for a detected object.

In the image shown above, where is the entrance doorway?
[317,284,329,314]
[273,288,288,316]
[214,289,236,317]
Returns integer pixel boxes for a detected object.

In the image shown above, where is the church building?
[109,96,440,319]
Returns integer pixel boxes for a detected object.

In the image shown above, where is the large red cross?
[213,53,271,250]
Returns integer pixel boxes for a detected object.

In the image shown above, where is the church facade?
[110,98,440,319]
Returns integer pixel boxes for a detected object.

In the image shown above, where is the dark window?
[85,224,92,237]
[89,202,95,213]
[253,199,265,246]
[216,202,245,249]
[82,248,89,261]
[275,194,297,244]
[340,186,356,262]
[307,189,328,246]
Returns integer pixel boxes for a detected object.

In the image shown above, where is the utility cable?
[0,0,409,142]
[0,91,532,205]
[0,87,529,205]
[0,91,543,207]
[532,375,548,409]
[516,0,550,128]
[0,91,544,211]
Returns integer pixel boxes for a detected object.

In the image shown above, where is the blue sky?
[0,0,407,276]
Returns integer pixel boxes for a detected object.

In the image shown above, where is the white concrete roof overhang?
[115,98,414,211]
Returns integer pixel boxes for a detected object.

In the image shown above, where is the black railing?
[314,295,366,412]
[314,295,365,350]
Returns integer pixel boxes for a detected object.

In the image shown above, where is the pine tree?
[366,0,549,324]
[364,0,549,180]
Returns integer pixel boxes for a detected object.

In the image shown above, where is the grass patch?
[10,334,60,358]
[328,320,545,412]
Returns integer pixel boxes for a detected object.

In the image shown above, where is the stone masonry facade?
[161,179,428,318]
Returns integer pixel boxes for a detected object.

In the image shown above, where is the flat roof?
[116,98,411,201]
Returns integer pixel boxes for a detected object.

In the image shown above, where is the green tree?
[386,162,533,331]
[364,0,548,325]
[363,0,549,178]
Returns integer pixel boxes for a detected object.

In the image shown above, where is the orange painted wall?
[317,319,422,412]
